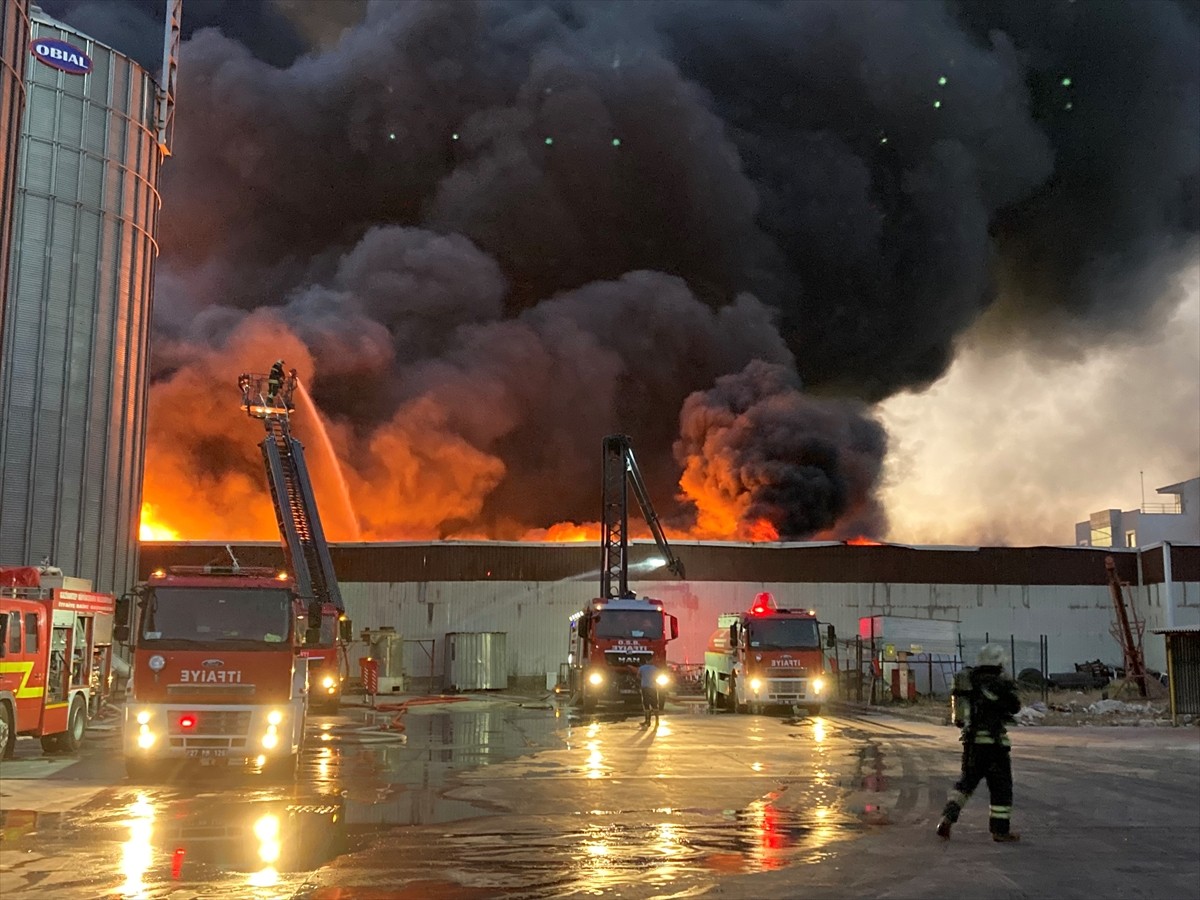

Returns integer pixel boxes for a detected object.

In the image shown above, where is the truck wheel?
[0,702,15,759]
[43,695,87,754]
[581,687,597,714]
[803,705,822,717]
[727,677,742,713]
[705,675,717,710]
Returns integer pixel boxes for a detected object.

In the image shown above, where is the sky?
[40,0,1200,547]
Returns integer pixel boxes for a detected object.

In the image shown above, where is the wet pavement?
[1,695,1198,899]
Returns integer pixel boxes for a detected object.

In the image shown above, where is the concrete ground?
[1,694,1197,899]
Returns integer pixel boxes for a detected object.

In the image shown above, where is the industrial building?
[1076,476,1200,549]
[0,6,167,595]
[0,0,31,338]
[141,540,1200,690]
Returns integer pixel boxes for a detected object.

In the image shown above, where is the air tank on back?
[0,0,31,335]
[0,6,162,594]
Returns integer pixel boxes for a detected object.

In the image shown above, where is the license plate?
[186,748,228,759]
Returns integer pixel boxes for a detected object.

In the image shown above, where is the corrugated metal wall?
[141,540,1197,586]
[1166,632,1200,716]
[0,0,30,344]
[0,9,160,594]
[139,541,1200,679]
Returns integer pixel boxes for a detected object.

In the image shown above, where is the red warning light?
[751,592,776,614]
[179,714,196,730]
[171,848,186,879]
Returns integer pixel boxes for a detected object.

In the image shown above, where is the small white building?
[1076,477,1200,548]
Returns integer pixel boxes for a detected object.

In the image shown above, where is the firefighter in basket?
[267,360,286,405]
[937,643,1022,842]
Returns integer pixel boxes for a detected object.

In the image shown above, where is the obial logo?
[31,38,92,76]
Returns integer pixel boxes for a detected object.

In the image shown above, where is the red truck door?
[0,606,48,733]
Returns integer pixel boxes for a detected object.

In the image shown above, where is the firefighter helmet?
[976,643,1005,667]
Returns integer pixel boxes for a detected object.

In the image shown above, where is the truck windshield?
[141,587,292,645]
[748,618,820,650]
[595,610,663,640]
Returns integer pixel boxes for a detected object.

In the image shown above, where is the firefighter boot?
[936,818,952,839]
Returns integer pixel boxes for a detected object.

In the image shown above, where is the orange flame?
[138,318,882,544]
[845,536,883,546]
[139,503,181,541]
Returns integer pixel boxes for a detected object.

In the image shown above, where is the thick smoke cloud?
[45,0,1199,542]
[675,361,887,541]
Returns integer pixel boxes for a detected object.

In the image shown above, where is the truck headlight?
[262,728,279,749]
[655,673,670,687]
[588,671,604,686]
[137,728,155,749]
[267,710,283,726]
[749,677,762,692]
[811,678,825,695]
[321,675,336,689]
[135,710,151,725]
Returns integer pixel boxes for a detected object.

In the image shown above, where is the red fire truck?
[122,563,309,779]
[570,595,679,711]
[240,369,350,711]
[704,592,833,715]
[567,435,685,713]
[0,566,116,758]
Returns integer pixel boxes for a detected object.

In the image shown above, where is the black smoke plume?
[41,0,1200,540]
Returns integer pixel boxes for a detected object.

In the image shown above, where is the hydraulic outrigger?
[239,369,350,710]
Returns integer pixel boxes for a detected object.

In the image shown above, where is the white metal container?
[444,632,508,691]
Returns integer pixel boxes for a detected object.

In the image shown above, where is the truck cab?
[569,596,679,712]
[705,592,830,715]
[123,566,308,779]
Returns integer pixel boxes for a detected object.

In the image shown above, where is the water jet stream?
[294,380,362,541]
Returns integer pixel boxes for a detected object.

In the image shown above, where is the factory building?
[141,540,1200,688]
[0,6,164,594]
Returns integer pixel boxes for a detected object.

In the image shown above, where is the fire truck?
[239,368,351,711]
[0,565,115,758]
[122,561,310,779]
[705,592,833,715]
[567,435,685,713]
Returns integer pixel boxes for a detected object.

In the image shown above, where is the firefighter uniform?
[938,644,1022,842]
[267,360,285,403]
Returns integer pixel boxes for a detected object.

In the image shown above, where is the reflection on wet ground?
[0,702,918,898]
[0,700,573,897]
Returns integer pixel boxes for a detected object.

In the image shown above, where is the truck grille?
[604,650,651,667]
[167,710,251,736]
[765,677,806,702]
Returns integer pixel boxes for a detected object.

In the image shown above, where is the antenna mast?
[156,0,182,159]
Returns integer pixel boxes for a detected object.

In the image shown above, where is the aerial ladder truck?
[239,367,350,711]
[567,435,686,712]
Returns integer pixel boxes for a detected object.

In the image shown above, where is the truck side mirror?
[669,615,679,641]
[826,624,837,648]
[113,624,130,644]
[305,626,322,645]
[729,623,738,648]
[338,617,353,643]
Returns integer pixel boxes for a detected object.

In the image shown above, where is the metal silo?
[0,0,31,342]
[0,6,162,594]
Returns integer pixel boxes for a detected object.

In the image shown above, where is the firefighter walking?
[937,643,1022,842]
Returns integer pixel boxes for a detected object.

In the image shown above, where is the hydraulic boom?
[601,434,685,599]
[238,371,344,622]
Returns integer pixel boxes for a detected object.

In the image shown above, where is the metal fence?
[830,633,1056,704]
